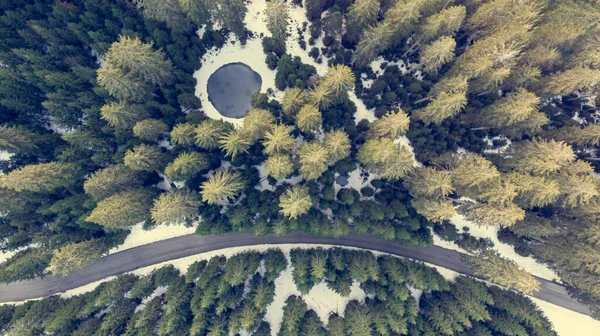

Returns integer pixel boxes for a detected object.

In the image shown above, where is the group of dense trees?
[0,248,557,335]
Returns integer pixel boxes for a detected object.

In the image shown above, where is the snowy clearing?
[107,222,196,255]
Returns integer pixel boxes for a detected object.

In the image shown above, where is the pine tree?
[358,138,414,180]
[344,300,372,335]
[404,167,454,199]
[0,125,37,153]
[0,162,77,193]
[354,22,394,67]
[418,5,466,43]
[84,165,142,201]
[133,119,168,141]
[123,144,165,172]
[205,0,248,38]
[100,102,149,128]
[549,124,600,146]
[264,0,289,42]
[413,76,468,125]
[195,119,232,150]
[451,154,499,189]
[411,198,456,223]
[164,151,209,181]
[265,153,294,180]
[420,36,456,74]
[296,104,322,133]
[463,249,540,294]
[282,87,306,116]
[543,66,600,96]
[508,173,560,208]
[307,85,332,110]
[344,0,380,43]
[263,124,295,155]
[49,239,107,276]
[504,139,575,175]
[324,129,351,164]
[557,174,600,208]
[219,128,252,159]
[97,66,149,102]
[297,141,329,180]
[464,202,525,227]
[481,88,540,128]
[151,189,201,225]
[200,170,245,204]
[368,109,410,139]
[242,108,275,143]
[322,64,355,98]
[87,189,155,229]
[279,185,313,219]
[133,0,191,32]
[170,123,197,146]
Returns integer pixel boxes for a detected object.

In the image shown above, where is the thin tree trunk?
[470,127,490,131]
[414,96,433,104]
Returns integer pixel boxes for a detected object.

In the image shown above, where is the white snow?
[530,297,600,336]
[0,150,12,162]
[45,115,72,135]
[254,162,276,191]
[108,222,196,255]
[156,173,172,191]
[134,286,168,313]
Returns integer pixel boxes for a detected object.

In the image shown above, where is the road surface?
[0,232,590,315]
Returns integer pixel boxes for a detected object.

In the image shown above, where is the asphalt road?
[0,232,590,315]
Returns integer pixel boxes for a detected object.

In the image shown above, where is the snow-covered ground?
[107,222,196,255]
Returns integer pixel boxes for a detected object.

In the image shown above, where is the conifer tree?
[307,85,332,110]
[84,165,142,201]
[0,162,77,193]
[164,151,209,181]
[219,129,252,159]
[242,108,275,143]
[296,104,322,133]
[354,23,394,67]
[451,154,499,189]
[123,144,165,172]
[557,174,600,208]
[133,119,168,141]
[97,67,149,102]
[170,123,197,146]
[49,239,107,276]
[504,139,575,175]
[463,249,540,294]
[411,198,456,223]
[322,64,355,98]
[263,124,295,155]
[133,0,191,32]
[368,109,410,139]
[87,189,155,229]
[297,141,329,180]
[279,185,313,219]
[151,190,201,225]
[420,36,456,74]
[543,66,600,96]
[195,119,232,150]
[549,124,600,146]
[358,138,414,180]
[404,167,454,199]
[200,170,245,204]
[464,202,525,227]
[0,125,37,153]
[418,5,466,43]
[264,0,289,43]
[508,173,561,208]
[100,102,149,128]
[265,153,294,180]
[413,77,468,125]
[282,87,306,116]
[344,0,380,43]
[324,129,351,164]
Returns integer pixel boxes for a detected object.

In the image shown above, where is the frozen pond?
[206,62,262,118]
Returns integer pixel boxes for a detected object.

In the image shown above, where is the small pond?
[206,62,262,119]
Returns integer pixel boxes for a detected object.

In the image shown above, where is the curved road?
[0,232,590,315]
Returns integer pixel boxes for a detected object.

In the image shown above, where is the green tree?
[0,125,37,153]
[205,0,248,38]
[263,124,295,155]
[324,129,351,164]
[123,144,165,172]
[87,189,155,229]
[344,300,372,335]
[404,166,454,199]
[411,198,456,223]
[265,153,294,180]
[358,138,413,180]
[133,119,168,141]
[480,88,540,128]
[354,23,394,67]
[151,189,201,225]
[84,165,142,201]
[219,128,252,159]
[464,202,525,227]
[0,162,77,193]
[368,109,410,139]
[279,185,313,219]
[296,104,322,133]
[420,36,456,74]
[418,5,466,43]
[133,0,191,32]
[504,139,575,175]
[344,0,380,43]
[451,153,499,189]
[549,124,600,146]
[322,64,355,98]
[264,0,289,42]
[100,102,149,128]
[200,170,245,204]
[195,119,232,150]
[49,239,107,276]
[463,249,540,294]
[242,108,276,143]
[165,151,209,181]
[170,123,197,146]
[308,84,333,110]
[282,87,306,116]
[297,140,329,180]
[413,77,468,125]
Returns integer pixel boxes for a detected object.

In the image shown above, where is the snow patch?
[108,222,196,255]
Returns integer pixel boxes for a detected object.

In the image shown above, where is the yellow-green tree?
[344,0,380,43]
[195,119,232,150]
[307,85,333,110]
[296,104,322,133]
[170,123,197,146]
[265,153,294,180]
[242,108,275,143]
[151,190,201,225]
[165,151,209,181]
[420,36,456,74]
[418,5,465,43]
[264,0,289,42]
[279,185,313,219]
[123,144,165,172]
[0,162,77,193]
[282,87,306,116]
[84,165,141,201]
[411,198,456,223]
[0,125,37,153]
[100,102,149,128]
[200,170,245,204]
[404,167,454,199]
[480,88,540,128]
[549,124,600,146]
[324,129,351,164]
[368,109,410,139]
[263,124,295,155]
[358,138,413,180]
[49,239,107,276]
[133,0,191,32]
[297,141,329,180]
[219,129,252,159]
[504,139,575,175]
[322,64,355,98]
[133,119,168,141]
[87,189,155,229]
[451,154,499,190]
[413,76,468,125]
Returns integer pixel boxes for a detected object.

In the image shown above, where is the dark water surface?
[207,62,262,118]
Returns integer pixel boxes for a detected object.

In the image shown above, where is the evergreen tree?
[413,77,468,125]
[133,119,168,141]
[265,153,294,180]
[133,0,191,32]
[418,5,466,43]
[151,190,202,225]
[411,198,456,223]
[282,87,306,116]
[344,0,380,43]
[0,125,37,153]
[404,166,454,199]
[420,36,456,74]
[219,128,252,159]
[195,119,232,150]
[123,144,165,172]
[480,88,540,128]
[100,102,149,129]
[264,0,289,43]
[368,109,410,139]
[297,140,329,180]
[503,139,575,175]
[200,170,245,204]
[296,104,322,133]
[549,124,600,146]
[322,64,355,98]
[354,23,394,67]
[165,151,209,181]
[84,165,142,201]
[358,138,414,180]
[0,162,77,193]
[170,123,197,147]
[508,173,560,208]
[307,84,333,110]
[464,202,525,227]
[279,185,313,219]
[242,108,275,143]
[324,129,351,164]
[86,189,155,229]
[263,124,295,155]
[451,154,499,189]
[49,239,107,276]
